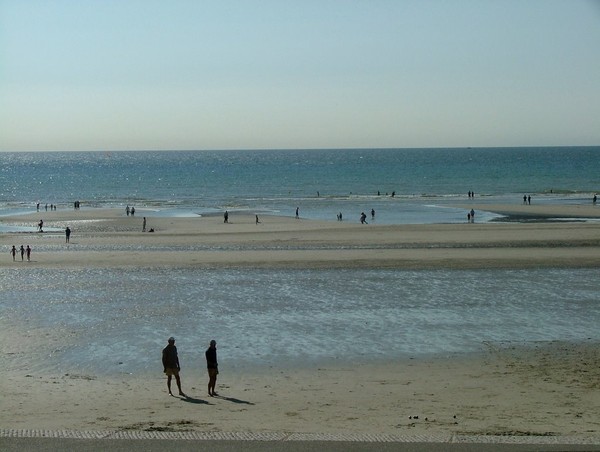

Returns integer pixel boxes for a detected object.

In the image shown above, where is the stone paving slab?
[0,429,599,445]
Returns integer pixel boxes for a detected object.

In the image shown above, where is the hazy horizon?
[1,145,599,154]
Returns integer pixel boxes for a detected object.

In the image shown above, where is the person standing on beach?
[295,207,299,219]
[162,337,185,397]
[20,245,25,261]
[10,245,16,261]
[142,217,146,232]
[205,339,218,397]
[65,226,71,243]
[26,245,31,261]
[224,211,229,223]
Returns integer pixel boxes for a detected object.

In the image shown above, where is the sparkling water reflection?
[1,267,598,376]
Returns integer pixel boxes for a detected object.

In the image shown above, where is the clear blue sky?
[1,0,599,151]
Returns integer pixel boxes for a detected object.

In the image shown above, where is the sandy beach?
[1,205,600,439]
[1,204,599,270]
[1,339,599,438]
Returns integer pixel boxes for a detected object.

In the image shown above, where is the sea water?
[1,267,599,376]
[1,148,599,376]
[1,147,599,225]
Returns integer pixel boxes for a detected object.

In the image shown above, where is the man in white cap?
[162,337,185,397]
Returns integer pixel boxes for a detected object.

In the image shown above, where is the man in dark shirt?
[162,337,185,397]
[205,340,218,397]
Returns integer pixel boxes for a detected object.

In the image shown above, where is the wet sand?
[0,205,599,270]
[1,205,599,438]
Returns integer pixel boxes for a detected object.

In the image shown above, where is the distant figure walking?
[470,209,475,223]
[205,340,219,397]
[131,206,135,216]
[38,219,44,232]
[523,194,527,204]
[65,226,71,243]
[26,245,31,261]
[594,194,597,205]
[528,195,531,205]
[360,212,368,224]
[162,337,185,397]
[224,211,229,223]
[20,245,25,261]
[295,207,299,219]
[255,215,260,224]
[142,217,147,232]
[10,245,16,261]
[371,208,375,220]
[126,205,130,216]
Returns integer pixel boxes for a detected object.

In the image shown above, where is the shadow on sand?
[175,394,212,405]
[215,395,254,405]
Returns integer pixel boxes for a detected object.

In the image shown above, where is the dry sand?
[1,341,599,438]
[1,205,600,438]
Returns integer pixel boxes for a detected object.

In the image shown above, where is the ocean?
[1,147,599,376]
[1,147,599,225]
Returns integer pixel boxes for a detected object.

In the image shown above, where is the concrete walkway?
[1,430,599,451]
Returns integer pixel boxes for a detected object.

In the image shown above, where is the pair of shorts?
[208,368,218,378]
[165,367,179,377]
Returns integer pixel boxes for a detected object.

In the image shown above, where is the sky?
[1,0,599,152]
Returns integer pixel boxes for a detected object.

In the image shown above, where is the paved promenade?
[1,430,599,451]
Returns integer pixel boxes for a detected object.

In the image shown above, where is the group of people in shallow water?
[222,206,381,225]
[9,245,31,262]
[161,337,219,398]
[37,203,57,212]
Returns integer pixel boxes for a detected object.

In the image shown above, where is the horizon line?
[1,144,599,153]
